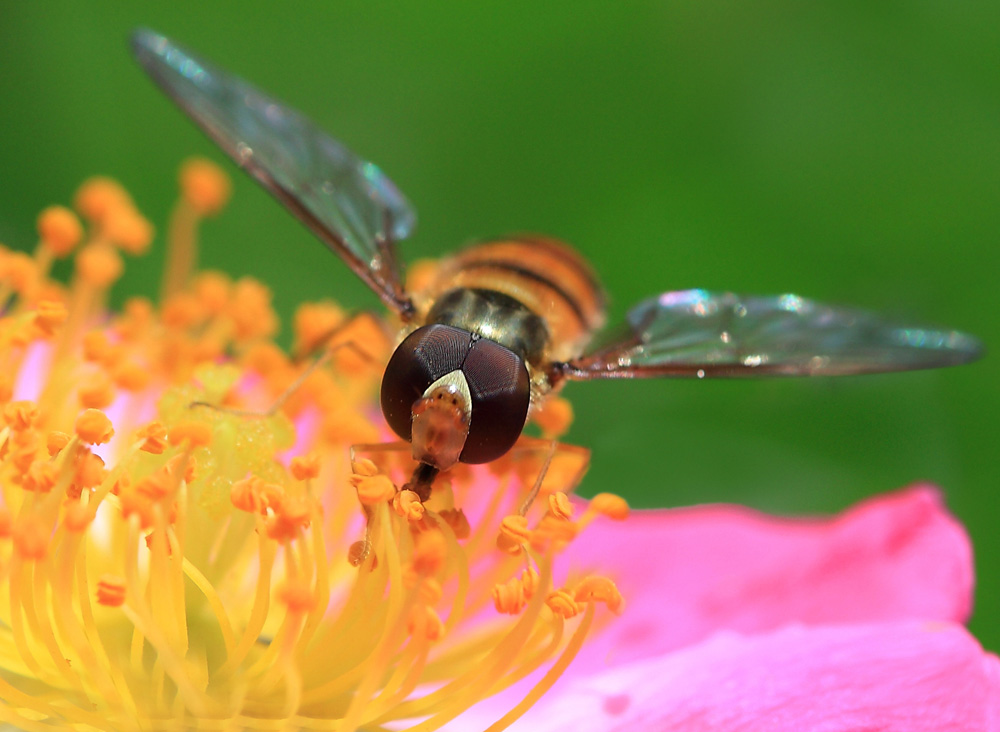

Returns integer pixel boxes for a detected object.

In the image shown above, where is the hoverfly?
[132,29,982,499]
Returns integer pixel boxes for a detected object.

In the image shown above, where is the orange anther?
[3,252,38,294]
[493,576,528,615]
[180,158,232,216]
[243,342,289,378]
[546,590,581,619]
[333,316,388,374]
[117,298,155,340]
[105,208,154,254]
[229,278,277,341]
[168,421,213,448]
[265,496,311,542]
[572,576,624,615]
[278,495,312,525]
[64,502,92,533]
[23,460,57,493]
[193,271,231,314]
[46,431,71,456]
[74,177,132,223]
[0,508,11,538]
[10,444,38,475]
[33,300,68,336]
[259,481,285,513]
[78,373,115,409]
[96,575,127,607]
[277,578,316,613]
[412,529,448,575]
[497,514,531,554]
[12,516,47,560]
[417,577,444,605]
[82,331,112,362]
[533,397,574,438]
[230,476,263,514]
[137,422,168,454]
[75,244,123,288]
[520,566,540,598]
[351,472,395,506]
[74,409,114,445]
[531,514,578,552]
[293,302,343,355]
[4,401,39,431]
[165,454,197,484]
[111,472,130,496]
[589,493,629,521]
[548,492,574,520]
[37,205,83,256]
[392,490,425,522]
[73,450,107,491]
[407,605,445,641]
[161,293,204,329]
[290,453,320,481]
[119,490,155,529]
[135,472,172,501]
[351,458,378,478]
[113,360,152,391]
[439,508,471,540]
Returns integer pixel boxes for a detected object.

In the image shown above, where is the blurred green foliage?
[1,2,996,647]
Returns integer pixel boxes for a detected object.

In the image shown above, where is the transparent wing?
[131,29,416,317]
[558,289,983,380]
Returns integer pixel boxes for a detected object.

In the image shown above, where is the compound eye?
[458,338,531,464]
[380,325,469,442]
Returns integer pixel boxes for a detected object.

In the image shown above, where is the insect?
[132,29,983,500]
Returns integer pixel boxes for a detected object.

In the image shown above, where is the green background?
[1,3,996,647]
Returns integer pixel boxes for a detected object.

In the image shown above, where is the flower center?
[0,164,627,731]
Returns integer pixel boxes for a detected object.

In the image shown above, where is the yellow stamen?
[0,169,628,731]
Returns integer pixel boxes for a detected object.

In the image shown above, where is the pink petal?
[571,485,972,669]
[519,621,1000,732]
[448,487,976,732]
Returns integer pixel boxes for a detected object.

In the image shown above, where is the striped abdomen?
[426,236,607,363]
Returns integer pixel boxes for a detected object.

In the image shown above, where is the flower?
[461,487,1000,730]
[0,163,627,731]
[0,164,996,731]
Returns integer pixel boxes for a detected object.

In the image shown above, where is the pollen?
[351,463,398,505]
[278,578,317,613]
[37,205,84,256]
[95,575,127,607]
[75,242,124,287]
[46,430,70,456]
[589,491,630,521]
[393,488,426,521]
[497,513,532,553]
[74,408,114,444]
[74,176,132,223]
[0,169,628,732]
[33,299,68,335]
[180,157,232,216]
[78,371,115,408]
[533,395,575,438]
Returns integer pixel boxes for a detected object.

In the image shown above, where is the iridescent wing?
[555,289,983,380]
[131,29,416,318]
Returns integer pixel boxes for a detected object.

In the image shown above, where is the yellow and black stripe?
[429,236,606,362]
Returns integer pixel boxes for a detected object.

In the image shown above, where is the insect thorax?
[425,288,549,366]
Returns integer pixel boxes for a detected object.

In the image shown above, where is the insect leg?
[190,311,383,417]
[510,437,591,516]
[348,440,414,567]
